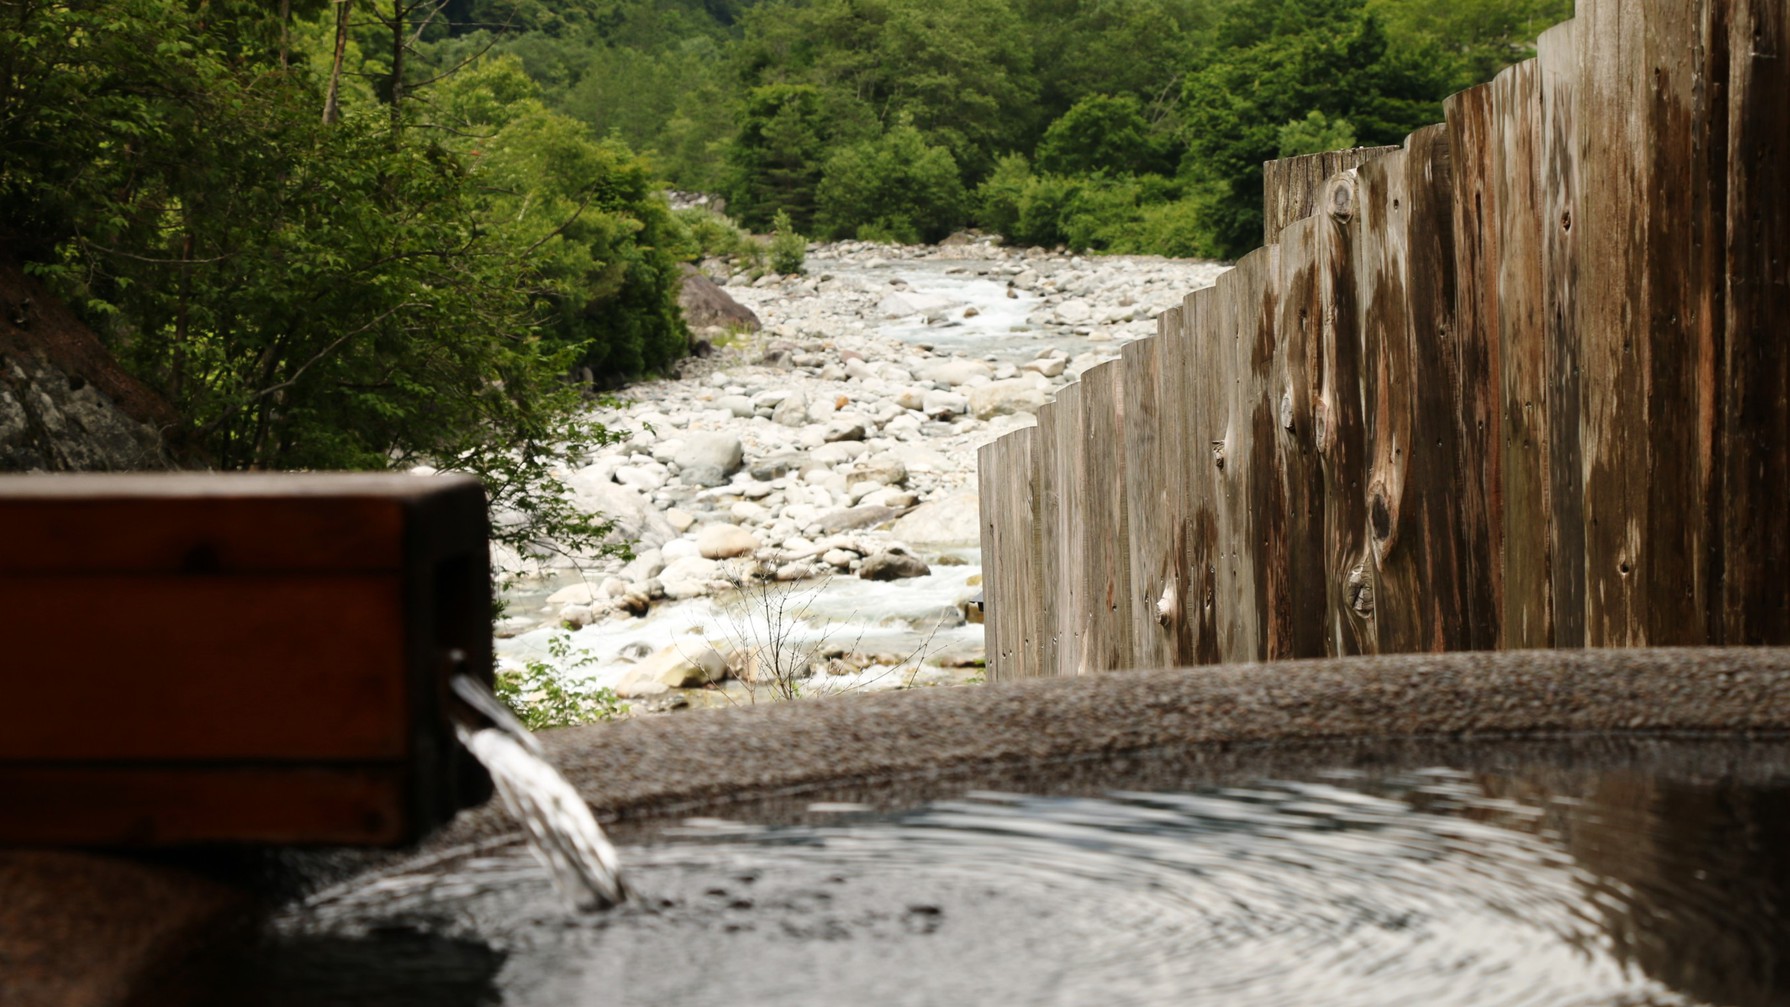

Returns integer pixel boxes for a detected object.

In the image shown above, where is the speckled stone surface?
[429,646,1790,842]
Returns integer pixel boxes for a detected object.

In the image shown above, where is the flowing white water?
[451,674,628,911]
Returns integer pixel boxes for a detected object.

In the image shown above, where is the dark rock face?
[677,263,760,334]
[0,256,174,471]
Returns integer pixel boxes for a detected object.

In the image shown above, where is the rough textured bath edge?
[527,647,1790,824]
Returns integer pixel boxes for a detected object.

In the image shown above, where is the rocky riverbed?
[492,236,1227,710]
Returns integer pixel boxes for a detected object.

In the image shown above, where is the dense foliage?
[430,0,1568,259]
[0,0,695,558]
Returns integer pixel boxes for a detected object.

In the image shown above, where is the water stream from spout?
[449,673,629,911]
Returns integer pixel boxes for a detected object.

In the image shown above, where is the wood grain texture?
[1079,361,1133,672]
[1720,0,1790,644]
[1122,333,1175,668]
[1269,217,1329,660]
[1,576,407,760]
[1317,170,1376,656]
[1539,18,1587,648]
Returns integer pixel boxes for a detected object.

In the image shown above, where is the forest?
[0,0,1565,544]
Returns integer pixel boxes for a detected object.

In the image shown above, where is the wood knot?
[1371,494,1392,542]
[1279,391,1295,433]
[1313,398,1334,452]
[1211,441,1226,470]
[1327,178,1355,221]
[1346,563,1374,617]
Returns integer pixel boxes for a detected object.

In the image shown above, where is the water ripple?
[252,763,1790,1007]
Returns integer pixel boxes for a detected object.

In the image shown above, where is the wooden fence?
[977,0,1789,680]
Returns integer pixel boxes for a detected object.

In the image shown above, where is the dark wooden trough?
[0,474,493,847]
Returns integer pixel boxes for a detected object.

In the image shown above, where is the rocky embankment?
[496,236,1227,705]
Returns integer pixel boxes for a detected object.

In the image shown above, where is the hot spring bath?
[228,649,1790,1006]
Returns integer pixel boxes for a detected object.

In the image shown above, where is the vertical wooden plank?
[979,425,1046,681]
[1181,287,1223,664]
[1078,361,1132,672]
[1032,400,1063,676]
[1443,82,1506,652]
[1721,0,1790,644]
[1493,61,1549,651]
[1641,0,1724,646]
[1052,380,1088,674]
[1575,0,1651,646]
[1353,147,1418,651]
[1211,246,1277,663]
[1539,19,1586,648]
[977,439,1006,679]
[1318,168,1377,655]
[1269,216,1329,659]
[1156,303,1199,666]
[1122,333,1174,668]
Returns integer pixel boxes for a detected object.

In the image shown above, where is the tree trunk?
[322,0,351,125]
[388,0,404,133]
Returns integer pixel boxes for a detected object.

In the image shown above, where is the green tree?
[730,0,1037,186]
[0,1,685,561]
[439,59,691,380]
[1179,0,1452,257]
[724,83,841,232]
[814,123,966,244]
[1277,110,1358,157]
[1035,94,1173,177]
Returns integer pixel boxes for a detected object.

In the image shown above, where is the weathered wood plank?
[1641,0,1724,646]
[1211,246,1277,663]
[1156,303,1200,666]
[1122,332,1175,668]
[977,437,1011,679]
[1351,143,1418,650]
[1052,381,1089,673]
[1079,361,1133,672]
[1032,400,1063,676]
[1262,146,1402,244]
[1182,286,1224,664]
[1488,60,1548,651]
[1539,18,1586,648]
[1362,125,1472,652]
[1442,82,1508,652]
[1721,0,1790,644]
[1269,216,1329,660]
[1317,168,1377,655]
[1576,0,1651,646]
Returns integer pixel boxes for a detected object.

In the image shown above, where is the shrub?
[495,634,627,730]
[768,209,807,274]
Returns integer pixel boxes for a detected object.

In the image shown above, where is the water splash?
[450,673,629,911]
